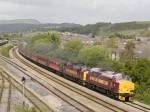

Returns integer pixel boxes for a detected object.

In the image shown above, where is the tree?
[120,41,135,61]
[78,46,108,67]
[64,39,83,54]
[48,32,61,48]
[26,32,61,54]
[125,41,135,59]
[121,59,150,84]
[112,61,124,72]
[106,38,118,49]
[63,39,84,62]
[135,59,150,84]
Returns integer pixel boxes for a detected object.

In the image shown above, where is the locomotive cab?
[113,73,135,101]
[118,80,135,101]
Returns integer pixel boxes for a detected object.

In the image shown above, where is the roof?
[90,68,129,81]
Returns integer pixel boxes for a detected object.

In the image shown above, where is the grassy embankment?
[15,106,37,112]
[135,89,150,105]
[0,45,13,57]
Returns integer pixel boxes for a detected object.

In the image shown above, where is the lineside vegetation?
[15,105,36,112]
[0,45,13,57]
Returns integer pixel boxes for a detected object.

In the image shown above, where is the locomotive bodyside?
[82,69,134,101]
[63,63,82,80]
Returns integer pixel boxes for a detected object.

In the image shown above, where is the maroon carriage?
[31,54,38,62]
[48,58,62,72]
[38,55,48,65]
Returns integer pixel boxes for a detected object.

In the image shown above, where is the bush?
[64,39,83,54]
[78,46,109,67]
[135,84,150,105]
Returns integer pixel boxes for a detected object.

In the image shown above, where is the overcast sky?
[0,0,150,24]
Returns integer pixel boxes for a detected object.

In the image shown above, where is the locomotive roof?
[66,62,87,69]
[90,68,129,81]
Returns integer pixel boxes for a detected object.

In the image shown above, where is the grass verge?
[135,90,150,105]
[15,105,37,112]
[0,45,13,57]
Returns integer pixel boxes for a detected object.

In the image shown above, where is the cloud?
[0,0,150,24]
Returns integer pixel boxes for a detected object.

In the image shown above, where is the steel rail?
[0,67,53,112]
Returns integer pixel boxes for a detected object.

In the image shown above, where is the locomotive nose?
[119,81,135,93]
[118,81,135,101]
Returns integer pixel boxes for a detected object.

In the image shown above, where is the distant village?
[60,32,150,60]
[1,31,150,60]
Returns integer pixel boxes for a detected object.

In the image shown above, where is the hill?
[0,24,38,32]
[0,19,41,24]
[55,21,150,36]
[0,20,150,34]
[0,19,81,33]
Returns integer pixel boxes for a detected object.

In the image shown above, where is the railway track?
[11,47,131,112]
[6,80,11,112]
[124,102,150,112]
[0,55,94,112]
[0,75,4,102]
[0,78,11,112]
[0,66,52,112]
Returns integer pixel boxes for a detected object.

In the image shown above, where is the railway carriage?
[31,54,38,62]
[48,58,62,72]
[38,55,48,65]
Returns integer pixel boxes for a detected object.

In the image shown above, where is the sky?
[0,0,150,24]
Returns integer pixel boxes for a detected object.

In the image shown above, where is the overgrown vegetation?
[78,46,109,67]
[15,105,36,112]
[0,45,13,57]
[25,32,150,105]
[108,33,135,39]
[113,59,150,104]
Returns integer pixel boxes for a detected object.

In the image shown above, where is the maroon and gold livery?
[83,68,134,101]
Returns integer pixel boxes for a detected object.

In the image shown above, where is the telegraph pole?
[21,76,26,107]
